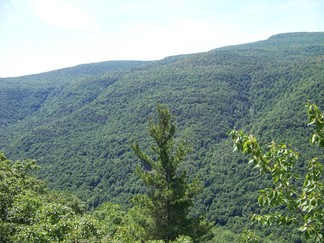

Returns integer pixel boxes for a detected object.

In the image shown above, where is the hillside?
[1,32,324,239]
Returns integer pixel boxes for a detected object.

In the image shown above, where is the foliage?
[1,32,324,241]
[228,103,324,242]
[239,229,260,243]
[0,153,101,242]
[131,105,213,242]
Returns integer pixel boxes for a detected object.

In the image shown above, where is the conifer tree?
[131,104,212,242]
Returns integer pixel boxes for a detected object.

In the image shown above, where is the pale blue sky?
[1,0,324,77]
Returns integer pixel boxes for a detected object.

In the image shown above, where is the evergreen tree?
[131,105,212,242]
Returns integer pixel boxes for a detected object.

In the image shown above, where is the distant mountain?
[1,32,323,237]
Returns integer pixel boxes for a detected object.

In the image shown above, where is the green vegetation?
[0,153,100,242]
[0,151,203,242]
[0,32,324,241]
[132,105,212,241]
[229,103,324,242]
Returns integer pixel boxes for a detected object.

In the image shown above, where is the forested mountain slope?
[1,32,323,238]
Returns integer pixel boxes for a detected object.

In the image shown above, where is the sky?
[1,0,324,77]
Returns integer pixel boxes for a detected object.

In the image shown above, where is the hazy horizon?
[1,0,324,77]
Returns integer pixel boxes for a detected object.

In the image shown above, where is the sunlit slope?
[0,33,323,230]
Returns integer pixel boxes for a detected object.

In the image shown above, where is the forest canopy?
[0,32,324,242]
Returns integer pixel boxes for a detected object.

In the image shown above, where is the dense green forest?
[1,32,324,241]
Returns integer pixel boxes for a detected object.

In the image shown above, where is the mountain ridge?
[0,32,323,237]
[2,32,322,79]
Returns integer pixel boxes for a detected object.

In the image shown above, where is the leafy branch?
[228,103,324,242]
